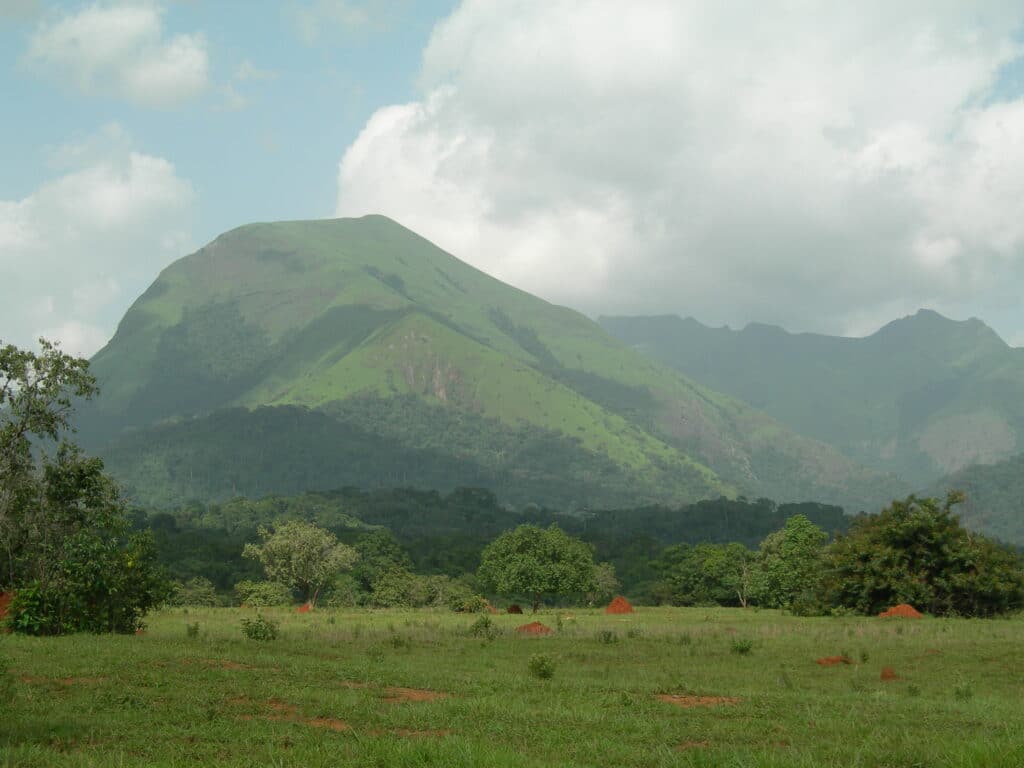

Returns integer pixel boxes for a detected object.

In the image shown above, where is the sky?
[3,1,1024,357]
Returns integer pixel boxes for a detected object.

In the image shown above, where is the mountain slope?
[602,311,1024,486]
[928,455,1024,546]
[79,215,901,510]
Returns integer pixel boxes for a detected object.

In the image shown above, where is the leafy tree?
[754,515,827,613]
[587,561,620,605]
[171,576,219,606]
[350,528,413,591]
[658,542,755,607]
[243,520,358,607]
[233,579,292,607]
[1,340,170,634]
[821,493,1024,617]
[477,524,596,612]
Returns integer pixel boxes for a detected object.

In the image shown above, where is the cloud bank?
[26,1,209,108]
[0,125,193,356]
[336,1,1024,337]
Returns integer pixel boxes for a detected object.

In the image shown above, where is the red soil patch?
[605,595,634,614]
[880,666,899,681]
[0,592,13,621]
[236,698,350,731]
[296,603,311,613]
[879,603,922,618]
[382,687,449,703]
[815,655,852,666]
[515,621,553,636]
[658,695,741,708]
[507,604,523,614]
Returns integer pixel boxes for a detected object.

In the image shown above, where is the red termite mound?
[296,603,311,613]
[486,603,499,614]
[880,666,899,681]
[515,621,553,636]
[507,604,523,614]
[878,604,922,619]
[605,596,634,614]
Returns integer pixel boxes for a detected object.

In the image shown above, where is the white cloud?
[0,125,194,357]
[290,0,403,44]
[26,1,209,108]
[337,1,1024,339]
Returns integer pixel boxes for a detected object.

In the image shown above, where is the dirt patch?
[0,592,13,622]
[658,695,741,708]
[605,595,634,614]
[236,698,350,731]
[516,621,553,636]
[677,740,710,750]
[880,666,899,681]
[879,604,922,618]
[486,603,499,614]
[815,655,852,666]
[183,658,253,671]
[507,604,523,614]
[382,687,449,703]
[20,675,107,686]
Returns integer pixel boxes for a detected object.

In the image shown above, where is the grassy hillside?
[602,311,1024,486]
[79,215,901,511]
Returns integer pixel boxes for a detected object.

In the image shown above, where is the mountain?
[601,310,1024,486]
[928,455,1024,546]
[77,215,903,511]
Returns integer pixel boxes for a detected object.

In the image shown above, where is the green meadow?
[3,607,1023,767]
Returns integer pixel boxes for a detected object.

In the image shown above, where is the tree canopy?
[477,524,596,611]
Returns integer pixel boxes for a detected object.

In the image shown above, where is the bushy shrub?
[468,615,498,639]
[170,577,219,607]
[528,653,555,680]
[730,638,754,655]
[185,622,200,639]
[323,574,363,608]
[596,629,618,644]
[240,614,278,641]
[234,580,292,607]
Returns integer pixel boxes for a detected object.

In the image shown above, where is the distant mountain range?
[75,215,901,512]
[601,311,1024,486]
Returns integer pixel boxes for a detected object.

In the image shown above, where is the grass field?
[2,607,1023,767]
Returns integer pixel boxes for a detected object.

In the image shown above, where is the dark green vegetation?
[140,488,849,604]
[823,494,1024,617]
[3,607,1024,767]
[77,215,902,512]
[0,341,169,635]
[601,311,1024,488]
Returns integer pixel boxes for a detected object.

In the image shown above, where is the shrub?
[234,580,292,607]
[730,638,754,656]
[596,629,618,644]
[528,653,555,680]
[323,574,363,608]
[240,614,278,641]
[185,622,200,639]
[469,615,498,639]
[171,577,219,607]
[453,594,490,614]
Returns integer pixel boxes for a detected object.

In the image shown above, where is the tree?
[243,520,358,607]
[754,515,827,613]
[821,493,1024,617]
[1,339,170,634]
[477,524,595,612]
[658,542,755,607]
[587,561,620,606]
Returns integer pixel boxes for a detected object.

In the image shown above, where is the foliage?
[657,542,755,607]
[323,574,363,608]
[351,529,413,592]
[477,524,596,612]
[730,638,754,655]
[527,653,555,680]
[755,515,828,613]
[1,340,171,634]
[243,520,358,607]
[587,562,620,606]
[240,614,278,641]
[170,577,219,607]
[821,493,1024,617]
[233,580,292,607]
[468,615,498,639]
